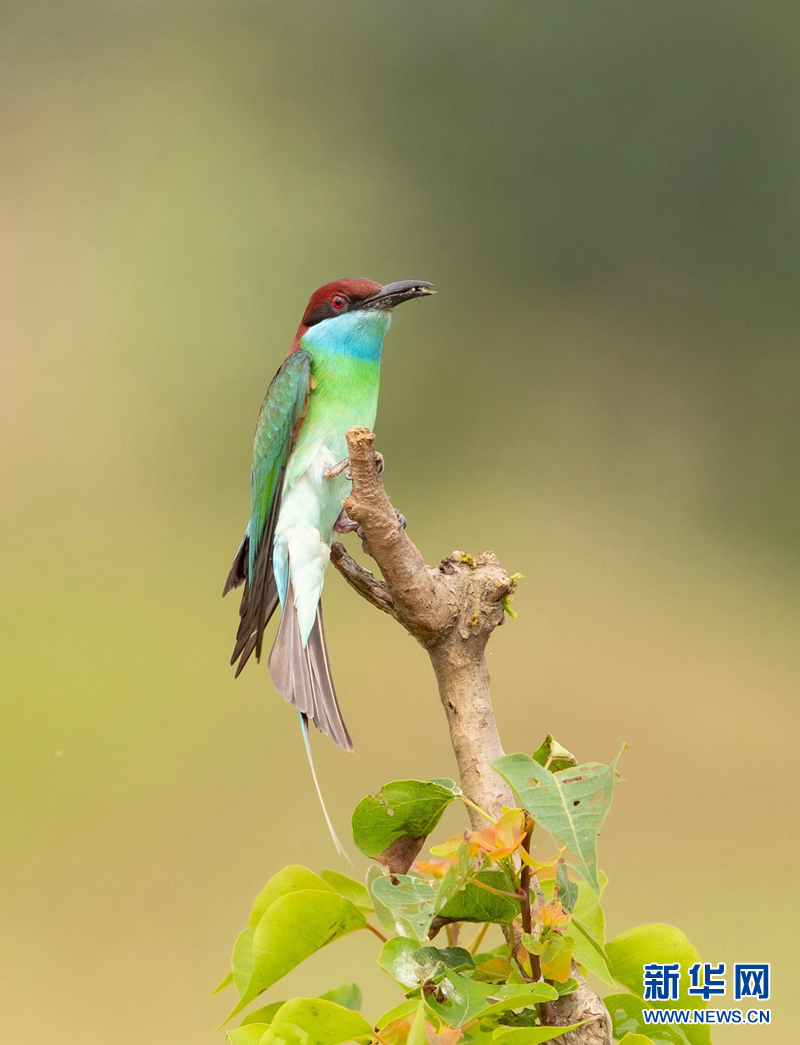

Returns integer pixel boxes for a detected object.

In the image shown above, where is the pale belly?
[272,441,351,645]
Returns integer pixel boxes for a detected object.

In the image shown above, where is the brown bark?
[331,426,611,1045]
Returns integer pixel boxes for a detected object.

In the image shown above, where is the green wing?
[224,349,312,675]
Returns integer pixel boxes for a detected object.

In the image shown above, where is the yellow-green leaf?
[493,1022,587,1043]
[606,925,709,1045]
[212,971,234,995]
[249,866,334,926]
[407,1000,428,1045]
[605,993,688,1045]
[321,869,373,912]
[227,1025,270,1045]
[260,998,372,1045]
[222,891,365,1025]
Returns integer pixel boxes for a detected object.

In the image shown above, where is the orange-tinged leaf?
[473,956,513,981]
[382,1012,460,1045]
[540,900,571,930]
[437,1029,463,1045]
[411,857,452,878]
[515,943,533,977]
[381,1017,413,1044]
[430,834,483,858]
[470,808,527,859]
[436,809,528,863]
[542,935,576,982]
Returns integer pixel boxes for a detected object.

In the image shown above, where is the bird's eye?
[331,295,346,310]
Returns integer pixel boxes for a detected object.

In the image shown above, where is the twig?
[458,795,497,826]
[332,428,612,1045]
[364,923,388,944]
[519,817,535,936]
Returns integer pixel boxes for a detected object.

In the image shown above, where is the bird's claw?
[323,451,384,481]
[335,506,406,543]
[323,458,351,480]
[333,509,360,534]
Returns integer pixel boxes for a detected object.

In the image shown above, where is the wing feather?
[225,349,312,675]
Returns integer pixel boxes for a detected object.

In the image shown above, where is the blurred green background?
[1,1,797,1042]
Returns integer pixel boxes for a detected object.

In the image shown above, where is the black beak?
[362,280,435,311]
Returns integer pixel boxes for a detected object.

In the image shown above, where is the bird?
[223,278,434,839]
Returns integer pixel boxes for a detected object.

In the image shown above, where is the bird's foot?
[323,458,351,480]
[334,507,404,541]
[333,509,360,534]
[322,452,384,481]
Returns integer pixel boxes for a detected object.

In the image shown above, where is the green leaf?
[213,971,234,995]
[376,998,420,1029]
[413,945,475,977]
[521,931,542,955]
[222,891,366,1024]
[540,870,613,984]
[318,983,362,1011]
[606,925,709,1045]
[492,1025,587,1044]
[554,978,580,997]
[240,986,360,1029]
[619,1035,656,1045]
[472,981,558,1020]
[543,865,618,986]
[260,998,372,1045]
[425,973,547,1028]
[227,1026,270,1045]
[352,779,457,860]
[532,735,577,772]
[371,874,437,942]
[493,748,623,892]
[249,866,334,926]
[408,1000,428,1045]
[366,865,400,936]
[321,870,373,912]
[438,870,519,924]
[378,937,421,988]
[571,872,607,944]
[241,1002,285,1026]
[233,927,256,998]
[605,994,690,1045]
[434,836,474,913]
[571,919,615,986]
[555,861,578,914]
[372,874,438,908]
[378,938,473,988]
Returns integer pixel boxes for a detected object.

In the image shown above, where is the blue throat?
[300,309,392,362]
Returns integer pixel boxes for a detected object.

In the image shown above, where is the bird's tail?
[268,584,352,858]
[268,586,353,751]
[299,711,351,864]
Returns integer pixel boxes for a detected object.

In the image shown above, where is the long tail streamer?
[299,712,352,864]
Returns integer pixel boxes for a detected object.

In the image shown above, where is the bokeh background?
[2,2,797,1042]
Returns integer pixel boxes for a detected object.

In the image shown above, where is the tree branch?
[332,426,611,1045]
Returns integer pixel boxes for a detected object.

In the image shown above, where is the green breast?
[287,351,381,484]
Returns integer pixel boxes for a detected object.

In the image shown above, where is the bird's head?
[291,278,434,354]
